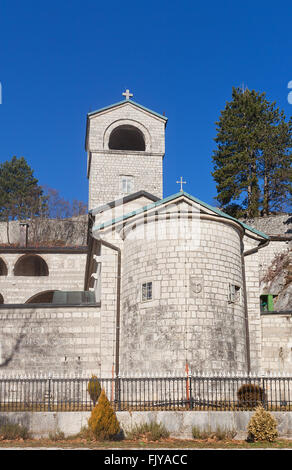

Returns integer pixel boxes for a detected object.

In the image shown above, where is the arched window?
[0,294,4,304]
[25,290,55,304]
[14,255,49,276]
[0,258,8,276]
[109,125,145,151]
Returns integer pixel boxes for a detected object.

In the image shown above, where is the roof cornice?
[87,99,168,122]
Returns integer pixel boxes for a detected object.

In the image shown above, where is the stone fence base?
[0,411,291,439]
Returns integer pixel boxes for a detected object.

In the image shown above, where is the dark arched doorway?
[0,258,8,276]
[25,290,55,303]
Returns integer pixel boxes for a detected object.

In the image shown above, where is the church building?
[0,91,291,377]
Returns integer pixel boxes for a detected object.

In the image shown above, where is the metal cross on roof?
[176,176,186,192]
[122,89,133,100]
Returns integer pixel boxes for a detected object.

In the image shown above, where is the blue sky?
[0,0,291,208]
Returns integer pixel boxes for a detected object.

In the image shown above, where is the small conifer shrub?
[247,405,278,442]
[237,383,265,408]
[88,389,120,440]
[87,375,102,406]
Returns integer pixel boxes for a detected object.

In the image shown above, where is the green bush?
[126,421,170,441]
[237,383,265,408]
[87,375,102,406]
[247,405,278,442]
[88,389,120,440]
[0,422,30,440]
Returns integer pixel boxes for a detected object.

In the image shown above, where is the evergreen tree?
[88,389,120,440]
[0,156,47,243]
[259,112,292,215]
[212,87,292,218]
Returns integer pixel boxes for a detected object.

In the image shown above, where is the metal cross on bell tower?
[176,176,186,192]
[122,89,133,100]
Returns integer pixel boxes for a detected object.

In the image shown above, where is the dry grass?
[125,421,170,441]
[0,436,291,449]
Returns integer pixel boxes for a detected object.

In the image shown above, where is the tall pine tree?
[212,87,292,218]
[0,156,47,243]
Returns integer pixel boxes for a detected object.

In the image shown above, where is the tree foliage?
[88,389,120,440]
[212,87,292,218]
[42,186,87,219]
[87,375,102,406]
[0,157,87,244]
[247,405,278,442]
[0,156,47,243]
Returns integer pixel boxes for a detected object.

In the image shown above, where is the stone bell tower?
[85,90,167,210]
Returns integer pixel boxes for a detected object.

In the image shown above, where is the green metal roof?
[92,191,270,240]
[87,99,168,122]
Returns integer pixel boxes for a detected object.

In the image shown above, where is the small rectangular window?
[260,294,276,312]
[228,284,240,303]
[142,281,152,302]
[120,175,134,194]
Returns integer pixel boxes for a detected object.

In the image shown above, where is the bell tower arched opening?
[108,125,145,151]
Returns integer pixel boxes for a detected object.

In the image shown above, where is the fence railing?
[0,373,291,412]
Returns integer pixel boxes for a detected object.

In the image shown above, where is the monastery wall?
[261,312,292,373]
[0,305,101,375]
[0,216,88,246]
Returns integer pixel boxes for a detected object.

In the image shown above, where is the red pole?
[111,364,114,402]
[185,361,190,407]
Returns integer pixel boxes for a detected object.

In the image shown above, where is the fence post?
[47,375,51,412]
[115,375,121,411]
[189,373,193,410]
[261,375,267,410]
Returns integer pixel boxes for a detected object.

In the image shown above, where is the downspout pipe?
[243,238,270,257]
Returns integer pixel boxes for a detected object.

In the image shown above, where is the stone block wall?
[243,239,262,372]
[0,305,101,375]
[89,152,163,210]
[98,240,121,377]
[0,216,88,246]
[259,241,290,281]
[261,313,292,373]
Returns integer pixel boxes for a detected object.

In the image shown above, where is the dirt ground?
[0,437,291,449]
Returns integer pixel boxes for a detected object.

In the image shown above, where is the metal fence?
[0,373,291,412]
